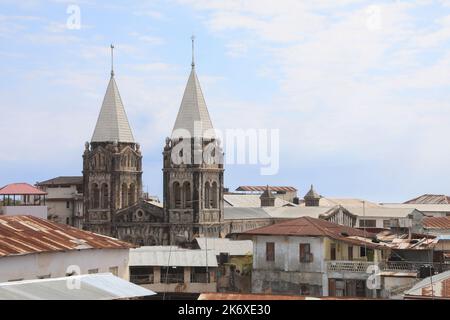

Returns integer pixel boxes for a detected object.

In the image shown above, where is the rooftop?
[195,238,253,256]
[0,183,47,196]
[236,186,297,192]
[423,216,450,229]
[224,194,296,208]
[0,215,134,257]
[36,176,83,187]
[404,194,450,205]
[243,216,380,248]
[404,270,450,299]
[0,273,155,300]
[129,246,218,267]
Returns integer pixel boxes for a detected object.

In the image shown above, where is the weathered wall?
[0,248,130,282]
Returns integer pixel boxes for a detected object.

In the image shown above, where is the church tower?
[163,38,225,244]
[83,45,143,236]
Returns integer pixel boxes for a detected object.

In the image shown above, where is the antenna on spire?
[110,44,115,77]
[191,35,195,68]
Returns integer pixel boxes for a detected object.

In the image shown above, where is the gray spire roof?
[171,67,214,139]
[304,184,320,199]
[91,75,135,143]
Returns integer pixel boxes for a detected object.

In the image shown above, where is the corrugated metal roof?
[36,176,83,187]
[172,67,214,139]
[91,75,135,143]
[129,246,218,267]
[224,194,296,208]
[405,194,450,204]
[0,215,134,257]
[224,207,271,220]
[195,238,253,256]
[236,186,297,192]
[404,270,450,298]
[0,273,155,300]
[344,207,418,218]
[243,216,381,248]
[381,203,450,213]
[0,183,47,196]
[318,198,381,208]
[423,216,450,229]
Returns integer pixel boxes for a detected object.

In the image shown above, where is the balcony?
[327,261,377,273]
[326,260,450,273]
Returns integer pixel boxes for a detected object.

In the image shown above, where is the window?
[330,243,336,260]
[66,217,70,225]
[130,266,153,284]
[348,246,353,261]
[266,242,275,261]
[191,267,210,283]
[299,243,313,263]
[88,268,98,274]
[383,220,391,229]
[66,201,70,209]
[160,267,184,284]
[359,219,376,228]
[109,266,118,276]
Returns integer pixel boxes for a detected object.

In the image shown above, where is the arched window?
[121,183,128,208]
[173,182,181,208]
[183,182,191,208]
[92,183,100,209]
[101,183,109,209]
[128,183,136,206]
[204,182,210,209]
[211,182,218,209]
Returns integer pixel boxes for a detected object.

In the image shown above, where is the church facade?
[83,46,225,245]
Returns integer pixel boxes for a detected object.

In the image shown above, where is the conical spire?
[305,184,320,199]
[91,65,135,143]
[171,38,214,140]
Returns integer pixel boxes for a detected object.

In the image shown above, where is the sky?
[1,0,450,203]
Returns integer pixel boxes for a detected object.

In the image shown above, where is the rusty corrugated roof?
[0,215,134,257]
[36,176,83,187]
[405,194,450,204]
[243,216,381,248]
[423,216,450,229]
[0,183,47,196]
[236,186,297,192]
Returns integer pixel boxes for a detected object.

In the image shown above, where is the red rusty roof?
[405,194,450,204]
[423,216,450,229]
[243,216,381,248]
[0,215,134,257]
[0,183,47,196]
[236,186,297,192]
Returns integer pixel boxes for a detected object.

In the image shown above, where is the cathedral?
[83,43,224,245]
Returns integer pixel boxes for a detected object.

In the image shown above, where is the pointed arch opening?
[101,183,109,209]
[121,183,128,209]
[183,182,191,209]
[128,183,136,206]
[173,182,182,209]
[204,182,210,209]
[211,181,218,209]
[92,183,100,209]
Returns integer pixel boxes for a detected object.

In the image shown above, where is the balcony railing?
[326,260,450,273]
[327,261,376,273]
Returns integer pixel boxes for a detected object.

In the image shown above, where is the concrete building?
[129,246,218,295]
[0,183,47,219]
[238,216,387,297]
[0,215,134,282]
[36,176,83,227]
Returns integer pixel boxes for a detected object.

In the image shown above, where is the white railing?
[327,261,376,273]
